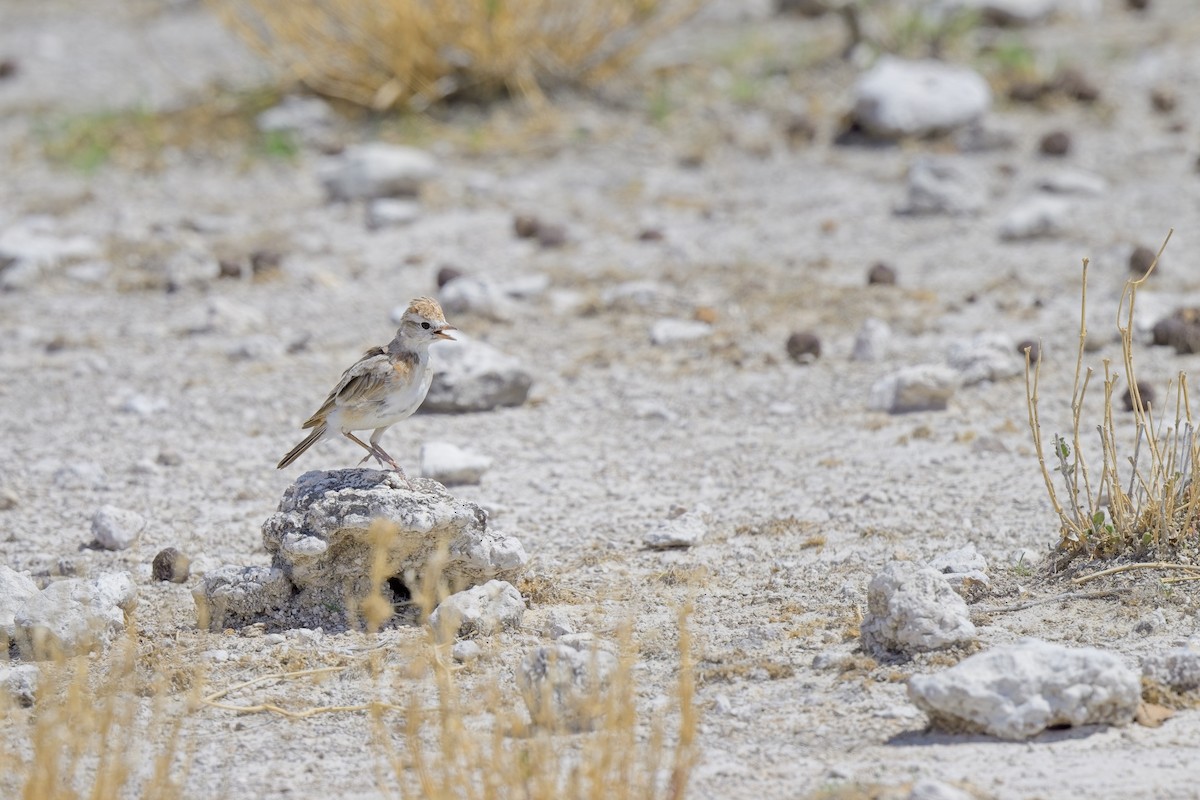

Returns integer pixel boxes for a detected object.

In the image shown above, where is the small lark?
[277,297,456,481]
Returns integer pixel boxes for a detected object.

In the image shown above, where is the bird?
[277,297,456,483]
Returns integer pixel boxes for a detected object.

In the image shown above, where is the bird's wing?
[301,347,390,428]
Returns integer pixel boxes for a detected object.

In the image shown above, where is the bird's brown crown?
[407,296,447,322]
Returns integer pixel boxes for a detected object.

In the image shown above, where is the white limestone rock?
[644,506,711,549]
[650,318,713,345]
[91,504,146,551]
[420,441,492,486]
[11,573,138,659]
[999,196,1072,240]
[868,365,958,413]
[518,634,619,732]
[861,561,977,657]
[947,333,1022,385]
[854,57,991,138]
[898,157,987,216]
[424,336,533,413]
[429,580,524,639]
[318,143,437,200]
[908,639,1141,739]
[194,469,528,630]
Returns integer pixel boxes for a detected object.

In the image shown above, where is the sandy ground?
[4,1,1200,798]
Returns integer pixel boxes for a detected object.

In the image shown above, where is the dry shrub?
[208,0,701,110]
[1025,233,1200,570]
[0,632,191,800]
[371,519,699,800]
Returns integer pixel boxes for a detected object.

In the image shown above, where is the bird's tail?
[277,425,326,469]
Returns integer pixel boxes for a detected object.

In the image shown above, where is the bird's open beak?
[435,325,457,341]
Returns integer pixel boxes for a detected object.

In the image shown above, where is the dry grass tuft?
[208,0,701,110]
[1025,231,1200,573]
[0,632,192,800]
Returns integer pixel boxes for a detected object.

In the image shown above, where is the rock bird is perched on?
[277,297,456,483]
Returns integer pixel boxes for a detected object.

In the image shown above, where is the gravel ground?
[4,1,1200,798]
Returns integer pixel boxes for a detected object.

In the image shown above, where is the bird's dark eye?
[421,322,431,330]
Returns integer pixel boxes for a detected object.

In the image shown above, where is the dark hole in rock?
[387,576,412,605]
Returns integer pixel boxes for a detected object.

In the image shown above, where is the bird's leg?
[369,427,414,488]
[344,431,388,469]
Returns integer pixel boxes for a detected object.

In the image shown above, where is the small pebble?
[1129,245,1157,275]
[0,487,17,510]
[513,214,540,239]
[1039,130,1072,156]
[1151,87,1177,114]
[1055,68,1100,103]
[693,306,718,324]
[786,331,822,364]
[1123,380,1155,412]
[152,547,191,583]
[0,59,17,80]
[217,259,243,279]
[1016,339,1041,363]
[249,250,283,277]
[867,262,897,285]
[784,114,817,146]
[637,227,664,242]
[1126,0,1150,9]
[535,223,567,248]
[156,449,183,467]
[436,265,464,288]
[452,640,483,663]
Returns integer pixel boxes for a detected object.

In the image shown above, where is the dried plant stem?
[1071,561,1200,586]
[976,589,1121,615]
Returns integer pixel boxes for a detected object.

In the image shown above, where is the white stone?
[868,365,958,413]
[644,506,711,549]
[1142,647,1200,692]
[929,543,991,598]
[0,565,39,635]
[452,639,484,663]
[898,157,987,216]
[12,573,138,659]
[366,198,421,229]
[601,280,678,312]
[908,639,1141,739]
[650,319,712,345]
[518,635,619,731]
[929,543,987,575]
[853,57,991,138]
[999,196,1072,240]
[861,561,977,657]
[193,565,291,631]
[1037,168,1107,196]
[947,333,1021,385]
[318,143,437,200]
[424,336,533,413]
[256,95,334,134]
[0,217,101,289]
[429,580,524,639]
[91,505,146,551]
[420,441,492,486]
[852,318,893,362]
[908,779,975,800]
[0,665,39,706]
[118,394,169,416]
[436,276,519,322]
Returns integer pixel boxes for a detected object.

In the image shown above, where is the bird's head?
[397,296,456,347]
